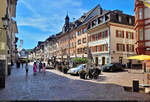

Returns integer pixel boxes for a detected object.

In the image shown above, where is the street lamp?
[2,15,9,29]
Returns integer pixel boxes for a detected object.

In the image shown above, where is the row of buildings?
[0,0,18,88]
[31,4,139,66]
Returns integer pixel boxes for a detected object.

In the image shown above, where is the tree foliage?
[72,57,88,64]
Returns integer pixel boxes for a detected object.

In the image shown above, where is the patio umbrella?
[127,55,150,61]
[127,54,150,86]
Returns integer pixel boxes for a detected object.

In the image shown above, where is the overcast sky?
[15,0,134,49]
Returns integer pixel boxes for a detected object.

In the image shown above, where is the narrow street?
[0,63,150,101]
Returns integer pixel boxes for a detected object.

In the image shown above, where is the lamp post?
[0,15,9,88]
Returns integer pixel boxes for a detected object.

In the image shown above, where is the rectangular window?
[95,46,98,52]
[98,17,101,24]
[102,44,108,51]
[82,38,86,43]
[102,32,105,38]
[139,29,143,40]
[129,18,132,24]
[78,31,81,36]
[116,30,124,38]
[118,31,124,38]
[95,34,98,40]
[117,44,125,51]
[127,44,134,52]
[83,28,87,33]
[78,39,81,45]
[119,16,122,22]
[92,20,96,27]
[128,32,132,39]
[139,8,143,20]
[90,36,92,41]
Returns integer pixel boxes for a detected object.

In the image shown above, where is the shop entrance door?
[102,57,105,65]
[95,57,98,66]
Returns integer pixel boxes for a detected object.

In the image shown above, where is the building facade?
[87,10,136,66]
[0,0,18,88]
[33,5,139,67]
[135,0,150,85]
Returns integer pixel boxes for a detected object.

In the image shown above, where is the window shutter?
[116,30,118,37]
[123,44,125,51]
[98,32,101,39]
[117,44,119,51]
[132,45,134,52]
[88,36,90,42]
[106,44,108,51]
[105,30,108,37]
[126,32,128,39]
[92,47,95,52]
[131,32,134,39]
[127,44,129,52]
[98,45,102,52]
[122,31,124,38]
[94,46,96,52]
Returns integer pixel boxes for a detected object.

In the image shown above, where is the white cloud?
[16,0,89,48]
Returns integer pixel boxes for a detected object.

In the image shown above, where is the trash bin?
[133,79,139,92]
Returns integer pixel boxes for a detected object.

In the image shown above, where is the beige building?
[87,9,138,66]
[0,0,18,88]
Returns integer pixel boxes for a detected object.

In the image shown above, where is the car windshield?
[106,64,113,66]
[76,64,85,69]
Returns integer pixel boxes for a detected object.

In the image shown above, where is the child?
[33,62,37,75]
[42,63,46,75]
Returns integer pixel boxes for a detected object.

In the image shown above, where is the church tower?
[65,13,70,32]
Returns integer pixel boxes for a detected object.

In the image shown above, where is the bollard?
[133,79,139,92]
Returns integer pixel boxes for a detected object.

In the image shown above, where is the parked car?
[67,64,86,75]
[101,63,124,72]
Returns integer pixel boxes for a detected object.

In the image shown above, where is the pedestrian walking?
[42,63,46,75]
[25,62,29,74]
[39,61,42,72]
[33,62,37,75]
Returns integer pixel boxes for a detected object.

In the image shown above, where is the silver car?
[67,64,86,75]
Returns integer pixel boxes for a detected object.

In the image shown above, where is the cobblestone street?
[0,63,150,101]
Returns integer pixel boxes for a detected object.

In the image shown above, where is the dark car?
[101,63,124,72]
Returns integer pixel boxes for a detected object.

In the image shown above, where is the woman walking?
[42,63,46,75]
[33,62,37,75]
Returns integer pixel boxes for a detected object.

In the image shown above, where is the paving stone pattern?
[0,63,150,101]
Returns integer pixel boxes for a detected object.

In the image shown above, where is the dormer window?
[98,17,101,24]
[119,16,121,22]
[92,20,96,27]
[129,18,132,24]
[105,14,109,21]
